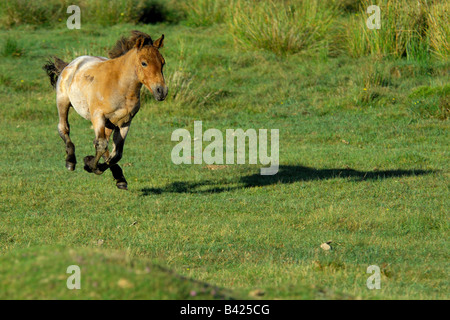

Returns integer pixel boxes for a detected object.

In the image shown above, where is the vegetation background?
[0,0,448,299]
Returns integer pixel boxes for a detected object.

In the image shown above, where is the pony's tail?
[42,56,69,89]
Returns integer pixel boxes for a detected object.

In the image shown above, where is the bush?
[227,0,338,55]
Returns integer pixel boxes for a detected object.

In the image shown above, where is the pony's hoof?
[83,156,95,173]
[66,162,76,171]
[83,156,108,175]
[116,182,128,190]
[93,168,103,175]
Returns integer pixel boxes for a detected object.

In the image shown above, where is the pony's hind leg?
[57,97,76,171]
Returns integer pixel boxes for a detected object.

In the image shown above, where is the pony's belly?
[71,103,91,120]
[63,55,109,121]
[68,85,91,120]
[70,98,91,120]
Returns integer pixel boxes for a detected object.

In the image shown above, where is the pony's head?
[134,34,167,101]
[109,31,168,101]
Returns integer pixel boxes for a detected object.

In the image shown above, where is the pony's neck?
[115,49,143,96]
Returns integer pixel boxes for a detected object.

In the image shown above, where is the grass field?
[0,1,448,300]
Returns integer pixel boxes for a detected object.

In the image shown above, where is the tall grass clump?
[162,64,224,109]
[136,0,184,24]
[227,0,338,55]
[408,84,450,120]
[336,0,364,13]
[0,0,66,27]
[147,57,197,106]
[345,0,432,60]
[427,1,449,61]
[141,43,195,106]
[85,0,180,26]
[142,44,222,110]
[182,0,228,27]
[1,38,25,57]
[0,0,180,27]
[87,0,141,26]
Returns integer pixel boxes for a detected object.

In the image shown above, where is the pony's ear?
[153,34,164,49]
[134,36,152,50]
[134,37,146,50]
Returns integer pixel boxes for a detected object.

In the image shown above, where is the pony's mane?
[108,30,153,59]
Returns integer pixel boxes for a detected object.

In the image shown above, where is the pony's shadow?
[140,165,434,195]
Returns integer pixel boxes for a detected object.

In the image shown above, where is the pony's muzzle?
[152,85,168,101]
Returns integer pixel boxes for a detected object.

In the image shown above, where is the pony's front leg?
[84,114,109,175]
[105,123,130,189]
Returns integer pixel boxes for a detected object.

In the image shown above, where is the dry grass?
[427,1,450,61]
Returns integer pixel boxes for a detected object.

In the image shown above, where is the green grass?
[0,246,236,299]
[0,18,448,300]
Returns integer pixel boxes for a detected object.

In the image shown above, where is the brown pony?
[43,31,167,190]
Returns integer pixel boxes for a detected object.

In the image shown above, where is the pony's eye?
[141,62,148,67]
